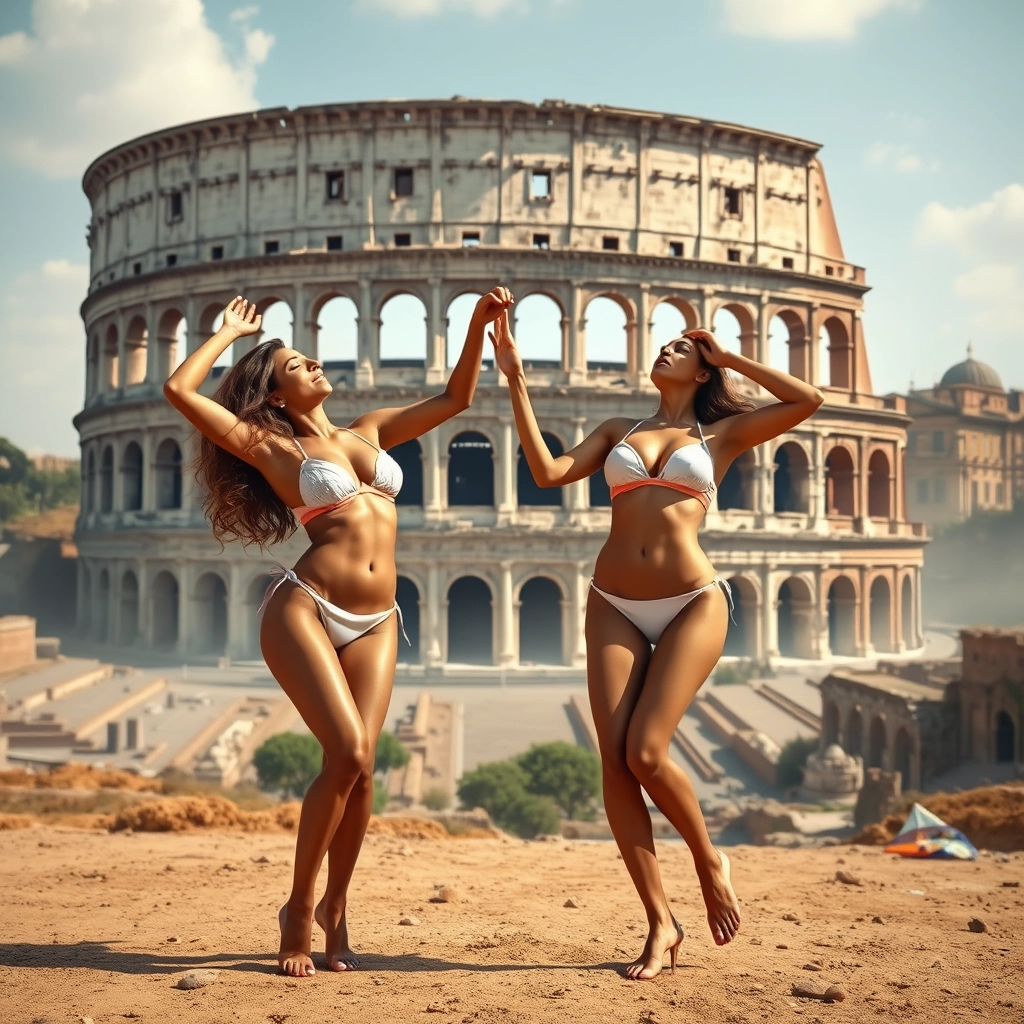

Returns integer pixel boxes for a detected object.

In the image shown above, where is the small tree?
[253,732,322,797]
[502,791,560,839]
[517,741,601,820]
[457,760,530,822]
[375,730,410,775]
[422,786,451,811]
[776,736,819,788]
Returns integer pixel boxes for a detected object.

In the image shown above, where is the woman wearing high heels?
[164,287,513,976]
[489,312,822,978]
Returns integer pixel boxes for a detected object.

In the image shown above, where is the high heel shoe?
[668,916,684,975]
[627,916,684,980]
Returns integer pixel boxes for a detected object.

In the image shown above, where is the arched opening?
[824,446,855,516]
[259,299,294,346]
[448,431,494,506]
[447,292,492,368]
[717,449,755,510]
[519,577,563,664]
[194,572,228,655]
[316,295,357,365]
[155,439,182,510]
[201,305,234,369]
[901,576,914,649]
[589,470,611,508]
[96,568,110,642]
[823,701,840,747]
[120,441,143,511]
[776,577,812,658]
[85,450,96,513]
[99,446,114,513]
[821,316,851,389]
[773,442,810,513]
[125,315,148,385]
[518,433,564,507]
[894,727,913,787]
[391,439,423,506]
[711,306,743,359]
[152,571,179,648]
[447,576,492,664]
[845,708,863,757]
[102,323,119,391]
[245,573,274,659]
[650,300,698,365]
[396,576,420,663]
[380,293,426,367]
[512,293,562,367]
[868,716,887,770]
[868,450,891,519]
[870,576,892,653]
[724,576,757,657]
[995,711,1016,763]
[827,576,857,656]
[157,309,186,378]
[769,311,807,378]
[585,296,628,370]
[119,571,139,646]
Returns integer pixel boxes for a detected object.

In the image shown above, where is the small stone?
[426,1002,446,1013]
[802,963,823,972]
[398,845,414,856]
[1000,880,1019,888]
[931,960,943,968]
[968,917,987,933]
[871,915,885,924]
[941,987,959,996]
[430,886,458,904]
[835,870,863,886]
[783,913,800,922]
[79,1018,93,1024]
[777,944,789,950]
[749,984,765,994]
[791,981,846,1002]
[399,916,421,926]
[175,969,219,990]
[750,938,763,945]
[166,936,179,943]
[253,855,271,864]
[563,897,580,908]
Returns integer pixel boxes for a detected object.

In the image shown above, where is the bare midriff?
[593,488,717,600]
[290,494,398,613]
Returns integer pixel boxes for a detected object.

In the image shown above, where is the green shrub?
[372,777,390,814]
[375,730,410,774]
[776,736,819,788]
[456,757,562,839]
[501,791,560,839]
[517,741,600,820]
[253,732,322,797]
[422,786,451,811]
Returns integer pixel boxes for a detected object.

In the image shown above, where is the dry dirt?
[1,825,1021,1024]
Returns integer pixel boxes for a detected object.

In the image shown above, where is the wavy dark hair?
[194,340,298,548]
[682,329,756,422]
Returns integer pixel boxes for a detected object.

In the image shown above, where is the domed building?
[74,98,927,670]
[905,345,1024,525]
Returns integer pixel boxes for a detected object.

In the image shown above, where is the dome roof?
[940,346,1003,390]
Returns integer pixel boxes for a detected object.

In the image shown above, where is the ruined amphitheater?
[74,98,927,677]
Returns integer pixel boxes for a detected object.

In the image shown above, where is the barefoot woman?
[165,288,512,976]
[490,314,822,978]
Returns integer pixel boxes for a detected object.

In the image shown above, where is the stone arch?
[448,430,494,506]
[397,576,421,663]
[156,308,186,378]
[724,575,758,657]
[995,710,1016,763]
[651,296,698,335]
[447,575,493,664]
[868,449,891,519]
[820,315,851,389]
[446,291,485,368]
[152,570,179,648]
[391,438,423,506]
[155,439,183,510]
[845,707,863,758]
[777,576,813,659]
[828,575,858,656]
[711,301,756,360]
[868,715,887,769]
[773,440,810,513]
[315,293,358,364]
[194,571,228,655]
[124,315,148,385]
[768,308,808,378]
[380,292,427,366]
[96,567,111,642]
[870,575,892,653]
[518,575,564,665]
[894,727,913,787]
[99,445,114,513]
[102,323,119,391]
[511,292,564,367]
[85,449,96,513]
[119,570,139,646]
[518,431,564,507]
[121,440,143,511]
[900,574,915,649]
[825,445,856,516]
[823,700,841,747]
[256,297,294,345]
[717,449,756,511]
[585,292,634,371]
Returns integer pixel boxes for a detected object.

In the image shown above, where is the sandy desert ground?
[1,823,1021,1024]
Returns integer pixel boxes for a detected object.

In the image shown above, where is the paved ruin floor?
[0,826,1021,1024]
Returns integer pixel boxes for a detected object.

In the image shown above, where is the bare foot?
[624,917,683,981]
[278,904,315,977]
[700,849,741,945]
[314,897,359,972]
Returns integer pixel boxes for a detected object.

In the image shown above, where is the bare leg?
[315,614,398,971]
[624,585,741,945]
[586,589,681,980]
[259,584,372,977]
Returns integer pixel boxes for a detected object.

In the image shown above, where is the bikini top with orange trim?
[603,419,716,511]
[290,428,403,527]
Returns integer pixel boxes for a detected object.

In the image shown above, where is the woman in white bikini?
[165,288,513,977]
[490,312,822,979]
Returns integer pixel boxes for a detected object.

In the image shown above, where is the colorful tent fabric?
[884,802,978,860]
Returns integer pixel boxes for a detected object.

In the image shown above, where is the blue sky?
[1,0,1021,456]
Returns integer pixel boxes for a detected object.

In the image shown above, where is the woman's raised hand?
[692,330,732,368]
[222,296,263,338]
[472,287,514,325]
[489,309,524,381]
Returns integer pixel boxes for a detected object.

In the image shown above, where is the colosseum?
[74,98,927,678]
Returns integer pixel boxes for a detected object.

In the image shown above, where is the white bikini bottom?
[590,576,734,646]
[258,566,408,650]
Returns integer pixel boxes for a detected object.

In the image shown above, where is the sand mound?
[0,764,163,792]
[0,814,34,831]
[109,795,300,833]
[851,783,1024,851]
[367,816,453,840]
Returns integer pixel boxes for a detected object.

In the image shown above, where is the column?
[292,282,311,356]
[426,564,442,665]
[356,278,375,387]
[759,449,774,517]
[76,560,89,635]
[429,109,443,245]
[635,284,651,384]
[423,428,443,517]
[226,561,247,660]
[756,292,771,366]
[810,431,825,523]
[189,133,200,262]
[808,303,820,386]
[361,125,375,248]
[176,561,190,657]
[238,134,250,257]
[426,278,446,384]
[116,311,126,390]
[814,566,831,659]
[498,561,516,666]
[136,560,150,649]
[571,562,588,666]
[695,127,711,259]
[856,434,869,530]
[144,301,158,383]
[295,116,308,247]
[634,120,649,253]
[497,418,516,515]
[568,111,585,239]
[761,565,778,659]
[753,142,764,265]
[567,418,588,512]
[141,432,155,511]
[699,287,715,329]
[858,568,872,657]
[568,282,586,384]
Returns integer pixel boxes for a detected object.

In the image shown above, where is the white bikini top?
[603,419,717,511]
[291,428,403,526]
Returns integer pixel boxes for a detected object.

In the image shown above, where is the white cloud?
[356,0,532,16]
[0,0,274,180]
[0,259,89,456]
[864,141,938,174]
[722,0,922,41]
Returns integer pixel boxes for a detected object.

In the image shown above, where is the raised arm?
[491,310,624,486]
[696,332,824,461]
[163,297,264,460]
[358,287,513,449]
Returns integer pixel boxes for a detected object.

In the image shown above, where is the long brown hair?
[194,340,297,547]
[683,329,756,422]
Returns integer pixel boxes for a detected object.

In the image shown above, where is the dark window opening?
[448,432,494,506]
[447,577,493,664]
[462,232,480,247]
[932,430,944,453]
[727,248,741,263]
[669,241,684,257]
[825,265,835,276]
[264,240,280,255]
[394,167,414,197]
[518,433,564,507]
[325,170,344,201]
[782,256,794,270]
[602,236,620,251]
[724,186,742,216]
[168,190,183,222]
[531,170,551,199]
[533,233,550,250]
[211,245,224,260]
[394,233,412,248]
[165,253,177,267]
[326,235,343,251]
[133,262,142,275]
